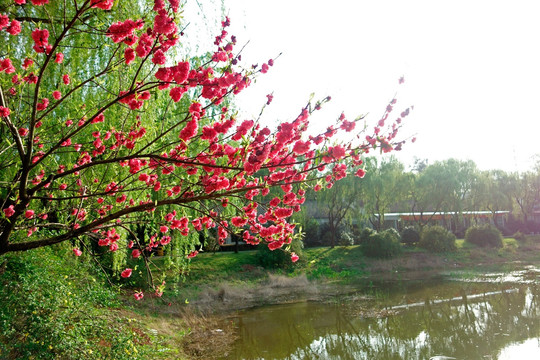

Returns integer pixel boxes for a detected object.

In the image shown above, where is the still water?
[222,269,540,359]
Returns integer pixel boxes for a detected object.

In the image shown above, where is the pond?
[220,267,540,359]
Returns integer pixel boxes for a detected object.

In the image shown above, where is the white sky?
[184,0,540,173]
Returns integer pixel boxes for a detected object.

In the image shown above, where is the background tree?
[408,159,477,231]
[315,175,361,248]
[360,156,408,231]
[472,170,513,227]
[508,171,540,231]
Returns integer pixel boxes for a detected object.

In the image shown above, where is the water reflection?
[223,282,540,359]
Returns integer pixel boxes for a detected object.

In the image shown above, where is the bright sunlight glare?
[184,0,540,173]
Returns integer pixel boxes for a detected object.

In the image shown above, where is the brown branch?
[2,184,255,253]
[22,2,92,202]
[14,16,53,24]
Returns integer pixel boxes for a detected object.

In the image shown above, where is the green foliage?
[315,175,361,245]
[0,247,169,359]
[256,237,304,270]
[384,228,401,242]
[400,226,420,245]
[339,231,355,246]
[302,218,321,247]
[513,231,526,242]
[291,206,321,247]
[465,224,503,248]
[361,156,409,230]
[358,227,376,245]
[360,229,402,259]
[418,226,456,253]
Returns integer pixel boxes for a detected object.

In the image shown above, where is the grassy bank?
[0,247,186,360]
[181,237,540,288]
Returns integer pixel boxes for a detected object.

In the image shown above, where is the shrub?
[256,236,304,269]
[339,231,355,246]
[302,218,321,247]
[318,224,357,247]
[317,223,331,246]
[385,228,401,243]
[465,224,503,248]
[400,226,420,245]
[419,226,456,253]
[513,231,526,242]
[360,229,402,259]
[0,247,162,359]
[357,227,376,245]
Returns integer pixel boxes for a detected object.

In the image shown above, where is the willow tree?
[361,156,408,231]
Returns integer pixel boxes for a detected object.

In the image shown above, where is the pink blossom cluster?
[31,28,51,54]
[0,14,21,36]
[0,58,15,74]
[98,229,121,252]
[90,0,114,10]
[106,19,145,44]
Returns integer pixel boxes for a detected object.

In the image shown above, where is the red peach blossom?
[0,106,10,117]
[3,205,15,217]
[121,268,132,278]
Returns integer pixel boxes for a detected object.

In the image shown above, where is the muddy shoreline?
[186,251,540,314]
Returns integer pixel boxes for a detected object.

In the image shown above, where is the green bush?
[419,226,456,253]
[360,229,402,259]
[401,226,420,245]
[302,218,321,247]
[465,224,503,248]
[256,236,304,269]
[357,227,376,245]
[513,231,526,242]
[385,228,401,243]
[339,231,355,246]
[0,247,166,359]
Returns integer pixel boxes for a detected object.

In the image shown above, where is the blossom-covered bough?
[0,0,412,298]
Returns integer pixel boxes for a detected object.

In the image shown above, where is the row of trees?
[297,156,540,247]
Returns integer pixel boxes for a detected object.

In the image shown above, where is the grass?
[181,250,261,284]
[176,246,368,287]
[445,237,540,272]
[175,237,540,289]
